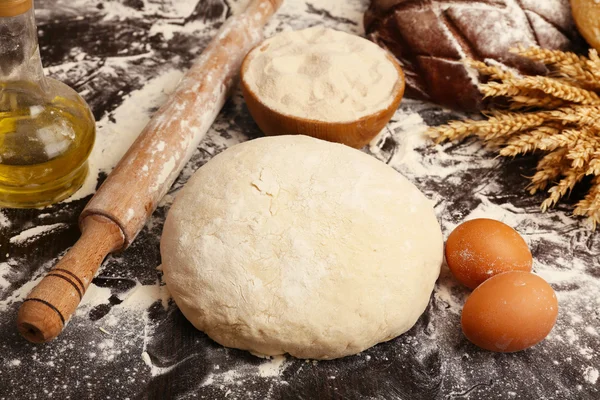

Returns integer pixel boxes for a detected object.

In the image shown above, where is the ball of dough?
[161,136,443,359]
[571,0,600,51]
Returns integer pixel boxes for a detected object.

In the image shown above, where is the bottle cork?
[0,0,32,17]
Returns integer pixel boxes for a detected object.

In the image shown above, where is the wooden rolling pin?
[16,0,283,343]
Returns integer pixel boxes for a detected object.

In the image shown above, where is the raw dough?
[161,135,443,359]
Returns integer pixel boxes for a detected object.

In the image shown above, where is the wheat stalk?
[574,176,600,229]
[563,127,600,169]
[536,128,580,152]
[510,76,600,105]
[527,149,568,194]
[465,59,515,81]
[512,47,600,90]
[480,81,526,98]
[553,64,600,90]
[546,106,600,128]
[587,152,600,176]
[500,126,561,156]
[541,168,586,211]
[586,49,600,78]
[428,48,600,227]
[509,92,566,110]
[511,45,587,66]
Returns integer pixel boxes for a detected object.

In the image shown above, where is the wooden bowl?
[240,50,405,149]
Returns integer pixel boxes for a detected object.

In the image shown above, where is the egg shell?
[445,218,532,289]
[461,271,558,353]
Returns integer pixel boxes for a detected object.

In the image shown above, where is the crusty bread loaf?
[365,0,585,111]
[571,0,600,51]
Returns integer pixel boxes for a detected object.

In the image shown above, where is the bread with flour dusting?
[364,0,585,111]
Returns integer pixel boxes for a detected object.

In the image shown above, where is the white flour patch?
[77,283,112,313]
[196,356,289,388]
[9,223,67,244]
[91,0,198,21]
[117,282,170,311]
[74,281,169,316]
[585,327,599,336]
[150,156,177,192]
[584,367,599,384]
[0,261,14,291]
[258,355,287,377]
[230,0,367,36]
[433,268,467,315]
[126,208,135,222]
[0,271,43,312]
[0,211,11,228]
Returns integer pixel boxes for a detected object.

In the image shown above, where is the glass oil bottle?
[0,0,95,207]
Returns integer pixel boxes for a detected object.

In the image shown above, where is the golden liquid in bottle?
[0,80,95,207]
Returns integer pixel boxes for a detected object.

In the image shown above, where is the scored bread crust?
[364,0,586,111]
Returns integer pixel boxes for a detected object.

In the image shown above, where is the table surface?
[1,1,599,399]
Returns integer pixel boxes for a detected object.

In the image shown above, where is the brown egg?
[445,218,532,289]
[461,271,558,352]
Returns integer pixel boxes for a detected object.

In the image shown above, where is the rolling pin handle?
[17,215,125,343]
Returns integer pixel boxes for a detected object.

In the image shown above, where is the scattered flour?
[584,367,599,384]
[0,211,11,228]
[100,0,198,21]
[197,357,290,387]
[117,282,170,311]
[77,283,112,312]
[258,356,287,378]
[74,280,169,317]
[8,359,22,367]
[9,223,67,244]
[0,257,57,311]
[141,351,152,367]
[0,261,14,290]
[585,327,598,336]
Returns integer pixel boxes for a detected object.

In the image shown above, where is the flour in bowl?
[242,26,400,123]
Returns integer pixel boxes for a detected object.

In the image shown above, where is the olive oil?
[0,0,96,207]
[0,81,95,207]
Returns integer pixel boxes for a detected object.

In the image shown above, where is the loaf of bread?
[365,0,585,111]
[571,0,600,51]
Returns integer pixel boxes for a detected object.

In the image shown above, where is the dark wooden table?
[1,1,599,399]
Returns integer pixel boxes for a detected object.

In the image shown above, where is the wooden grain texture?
[241,52,405,148]
[16,215,124,342]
